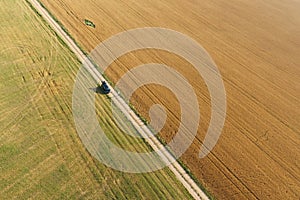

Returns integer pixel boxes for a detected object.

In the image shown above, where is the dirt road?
[27,0,209,199]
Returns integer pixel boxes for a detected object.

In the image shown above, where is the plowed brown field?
[39,0,300,199]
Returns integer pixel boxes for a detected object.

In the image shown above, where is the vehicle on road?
[100,81,110,94]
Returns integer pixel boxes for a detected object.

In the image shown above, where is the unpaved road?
[27,0,209,199]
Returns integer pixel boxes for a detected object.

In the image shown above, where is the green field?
[0,0,193,199]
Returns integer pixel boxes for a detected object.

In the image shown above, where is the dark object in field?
[84,19,95,28]
[98,81,110,94]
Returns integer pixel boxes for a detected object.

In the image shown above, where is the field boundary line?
[27,0,209,199]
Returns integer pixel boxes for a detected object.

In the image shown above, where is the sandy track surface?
[37,0,300,199]
[27,0,209,199]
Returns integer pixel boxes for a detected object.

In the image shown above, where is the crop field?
[0,0,195,199]
[36,0,300,199]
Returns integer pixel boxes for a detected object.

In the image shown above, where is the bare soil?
[39,0,300,199]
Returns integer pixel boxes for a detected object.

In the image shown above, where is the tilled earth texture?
[39,0,300,199]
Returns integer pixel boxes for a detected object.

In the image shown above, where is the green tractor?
[84,19,95,28]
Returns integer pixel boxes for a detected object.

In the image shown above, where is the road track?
[27,0,209,199]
